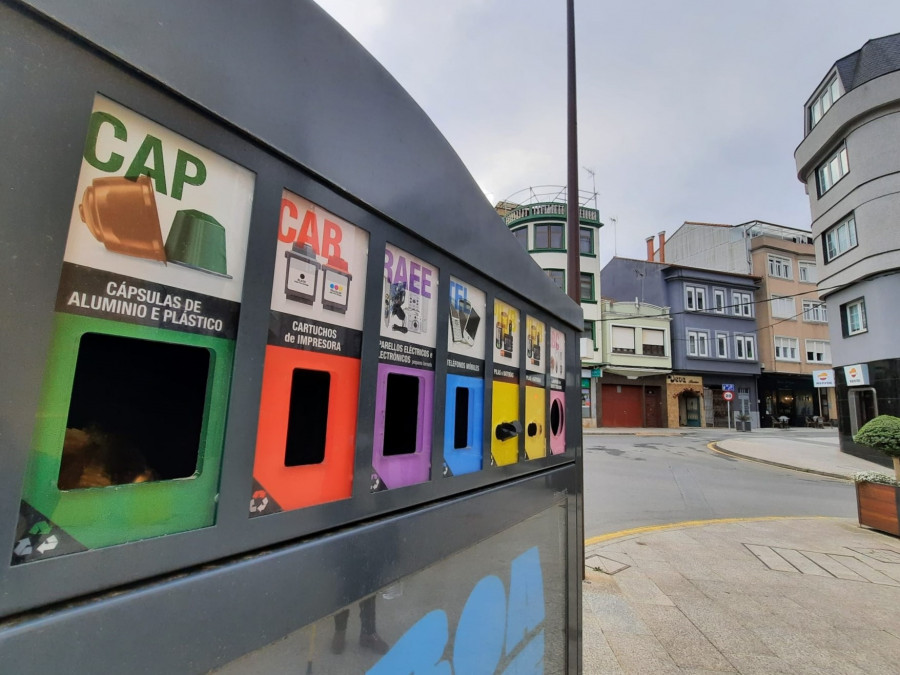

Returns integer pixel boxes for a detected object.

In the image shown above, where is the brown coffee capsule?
[79,175,166,262]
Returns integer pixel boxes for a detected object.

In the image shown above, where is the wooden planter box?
[856,481,900,536]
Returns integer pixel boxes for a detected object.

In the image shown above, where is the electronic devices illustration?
[384,281,428,335]
[450,298,480,347]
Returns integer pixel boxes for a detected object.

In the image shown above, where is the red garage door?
[601,384,644,427]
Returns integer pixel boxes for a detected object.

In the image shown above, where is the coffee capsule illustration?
[165,210,231,278]
[79,175,166,262]
[284,242,320,305]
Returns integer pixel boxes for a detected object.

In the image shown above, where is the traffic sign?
[723,391,734,401]
[722,384,735,392]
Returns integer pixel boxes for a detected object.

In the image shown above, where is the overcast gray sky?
[313,1,900,266]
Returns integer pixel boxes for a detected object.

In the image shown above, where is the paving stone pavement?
[584,517,900,674]
[581,429,900,673]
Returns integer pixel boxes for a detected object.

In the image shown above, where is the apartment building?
[794,32,900,463]
[499,194,604,426]
[601,257,761,428]
[599,298,672,427]
[663,222,835,427]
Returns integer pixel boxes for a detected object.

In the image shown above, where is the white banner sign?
[812,369,835,388]
[844,364,870,386]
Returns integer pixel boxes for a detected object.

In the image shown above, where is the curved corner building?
[795,32,900,463]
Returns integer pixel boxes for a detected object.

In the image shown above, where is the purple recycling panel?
[373,363,434,489]
[549,391,566,455]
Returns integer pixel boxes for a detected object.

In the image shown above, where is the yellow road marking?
[585,515,827,547]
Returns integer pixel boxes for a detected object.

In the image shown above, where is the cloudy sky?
[312,0,900,266]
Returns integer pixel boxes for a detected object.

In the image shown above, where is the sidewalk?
[583,426,889,479]
[582,428,900,673]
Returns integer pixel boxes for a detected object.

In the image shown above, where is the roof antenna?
[610,215,618,256]
[582,166,598,211]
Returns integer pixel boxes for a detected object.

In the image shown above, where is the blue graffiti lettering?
[366,609,451,675]
[454,576,507,673]
[366,547,545,675]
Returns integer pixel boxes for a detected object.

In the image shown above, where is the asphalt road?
[583,429,857,538]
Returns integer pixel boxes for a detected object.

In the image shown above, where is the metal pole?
[565,0,580,304]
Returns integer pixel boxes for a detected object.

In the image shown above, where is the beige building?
[599,299,672,427]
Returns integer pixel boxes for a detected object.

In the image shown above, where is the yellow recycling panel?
[525,386,547,459]
[491,381,520,466]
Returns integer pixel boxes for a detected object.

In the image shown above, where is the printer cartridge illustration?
[284,243,352,313]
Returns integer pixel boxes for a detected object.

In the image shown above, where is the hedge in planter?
[853,416,900,536]
[854,415,900,480]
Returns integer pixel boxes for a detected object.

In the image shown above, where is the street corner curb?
[709,441,852,481]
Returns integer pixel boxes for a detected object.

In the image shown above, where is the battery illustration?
[321,256,352,314]
[284,242,321,305]
[78,175,166,262]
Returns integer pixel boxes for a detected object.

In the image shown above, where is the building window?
[583,320,595,348]
[767,254,793,280]
[579,227,594,255]
[512,227,528,249]
[611,326,635,354]
[687,330,708,357]
[533,223,564,249]
[774,336,800,361]
[841,298,867,336]
[771,295,795,319]
[716,332,728,358]
[798,261,817,283]
[824,214,858,262]
[685,285,707,311]
[816,143,849,196]
[734,335,755,360]
[805,339,831,364]
[808,75,842,129]
[802,300,827,323]
[642,328,665,356]
[713,288,726,313]
[546,268,564,290]
[732,291,752,317]
[580,273,595,302]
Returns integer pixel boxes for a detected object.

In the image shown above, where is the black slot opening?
[527,422,538,437]
[383,373,420,455]
[285,369,331,466]
[550,399,564,436]
[59,333,210,490]
[454,387,470,449]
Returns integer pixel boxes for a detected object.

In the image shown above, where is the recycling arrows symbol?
[13,534,59,558]
[250,497,269,513]
[36,535,59,553]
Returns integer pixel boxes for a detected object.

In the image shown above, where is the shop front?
[702,375,759,428]
[758,373,828,428]
[600,372,668,428]
[665,374,704,428]
[837,361,900,466]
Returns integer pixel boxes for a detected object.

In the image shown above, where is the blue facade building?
[602,257,761,428]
